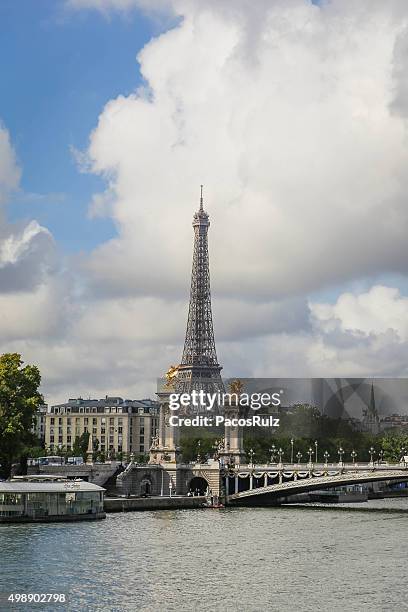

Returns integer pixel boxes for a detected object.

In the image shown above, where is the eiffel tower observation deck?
[175,186,225,401]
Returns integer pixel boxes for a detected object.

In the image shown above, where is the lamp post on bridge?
[269,444,276,464]
[248,448,255,467]
[338,447,344,467]
[323,451,330,467]
[351,450,357,466]
[296,451,302,465]
[369,446,376,467]
[278,447,284,468]
[290,438,294,464]
[308,447,313,468]
[401,447,406,465]
[315,440,318,463]
[378,449,384,465]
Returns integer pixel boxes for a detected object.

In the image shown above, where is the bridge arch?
[140,476,152,496]
[188,476,209,496]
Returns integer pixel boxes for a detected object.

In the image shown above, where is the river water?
[1,498,407,612]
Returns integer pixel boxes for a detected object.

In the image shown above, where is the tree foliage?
[180,428,219,462]
[72,431,90,461]
[0,353,43,478]
[380,431,408,462]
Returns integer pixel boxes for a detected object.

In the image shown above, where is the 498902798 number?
[7,593,66,604]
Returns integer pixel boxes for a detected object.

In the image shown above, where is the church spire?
[369,382,377,417]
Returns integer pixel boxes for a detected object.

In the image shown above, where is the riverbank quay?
[104,495,207,512]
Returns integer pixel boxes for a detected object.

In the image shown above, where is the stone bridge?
[115,460,408,503]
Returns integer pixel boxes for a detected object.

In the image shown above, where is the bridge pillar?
[149,391,180,464]
[219,401,246,465]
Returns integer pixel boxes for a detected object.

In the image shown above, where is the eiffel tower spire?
[176,186,224,398]
[199,184,204,211]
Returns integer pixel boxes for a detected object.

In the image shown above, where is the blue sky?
[0,0,157,252]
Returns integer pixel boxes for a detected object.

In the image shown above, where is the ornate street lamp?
[351,450,357,465]
[269,444,276,464]
[196,440,202,464]
[315,440,318,463]
[369,446,376,465]
[290,438,294,464]
[323,451,330,467]
[401,447,406,464]
[248,448,255,467]
[296,451,302,464]
[378,449,384,464]
[278,447,284,465]
[308,447,313,465]
[338,447,344,465]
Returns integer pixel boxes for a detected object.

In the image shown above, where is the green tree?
[96,451,106,463]
[92,438,100,461]
[179,429,219,462]
[0,353,43,479]
[25,445,46,459]
[72,431,90,461]
[381,432,408,462]
[135,453,149,464]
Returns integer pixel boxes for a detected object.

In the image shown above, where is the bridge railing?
[224,461,408,471]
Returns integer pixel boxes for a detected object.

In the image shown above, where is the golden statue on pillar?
[228,379,244,396]
[164,365,179,390]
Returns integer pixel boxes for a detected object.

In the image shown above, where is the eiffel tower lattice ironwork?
[176,186,225,399]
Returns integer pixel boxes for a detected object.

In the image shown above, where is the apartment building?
[32,404,48,445]
[44,396,159,456]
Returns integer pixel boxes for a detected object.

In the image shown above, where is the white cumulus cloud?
[78,0,408,304]
[312,285,408,341]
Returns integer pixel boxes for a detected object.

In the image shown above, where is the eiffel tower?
[175,186,224,400]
